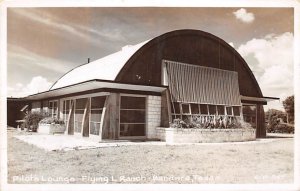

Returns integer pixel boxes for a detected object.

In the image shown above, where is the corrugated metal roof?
[50,40,149,90]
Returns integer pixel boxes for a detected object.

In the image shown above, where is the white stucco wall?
[146,96,161,139]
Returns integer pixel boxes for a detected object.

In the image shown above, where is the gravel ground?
[7,128,294,184]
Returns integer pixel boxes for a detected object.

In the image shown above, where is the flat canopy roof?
[27,80,166,100]
[241,95,279,105]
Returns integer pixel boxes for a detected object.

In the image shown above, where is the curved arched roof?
[50,40,149,90]
[50,29,262,98]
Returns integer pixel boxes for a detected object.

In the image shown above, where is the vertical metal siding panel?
[179,63,184,102]
[203,67,207,103]
[234,73,241,105]
[165,60,241,106]
[198,66,203,103]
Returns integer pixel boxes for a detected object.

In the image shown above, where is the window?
[200,104,208,115]
[226,106,233,116]
[208,105,216,115]
[42,100,49,113]
[63,100,71,125]
[63,100,74,126]
[217,105,225,115]
[191,104,200,115]
[75,98,87,133]
[181,104,190,114]
[171,102,180,114]
[120,96,146,137]
[49,100,58,118]
[233,106,241,116]
[170,102,240,122]
[90,96,106,136]
[171,102,181,120]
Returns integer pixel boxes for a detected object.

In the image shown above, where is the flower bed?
[156,128,256,143]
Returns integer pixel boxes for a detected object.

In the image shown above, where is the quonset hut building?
[23,29,276,141]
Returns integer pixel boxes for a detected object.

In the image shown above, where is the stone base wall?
[146,96,161,139]
[156,128,256,143]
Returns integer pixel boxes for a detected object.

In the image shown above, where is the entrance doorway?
[119,95,146,139]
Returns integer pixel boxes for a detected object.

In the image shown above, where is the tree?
[283,95,294,124]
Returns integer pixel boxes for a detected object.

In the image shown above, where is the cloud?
[237,32,293,111]
[8,76,52,97]
[9,9,125,46]
[233,8,255,23]
[8,44,72,74]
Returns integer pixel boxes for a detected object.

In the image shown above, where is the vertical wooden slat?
[161,89,172,126]
[67,100,74,135]
[82,98,90,137]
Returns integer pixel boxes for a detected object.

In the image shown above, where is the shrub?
[23,112,47,132]
[39,117,65,125]
[267,123,294,134]
[170,115,252,129]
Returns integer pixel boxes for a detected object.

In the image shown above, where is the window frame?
[49,100,58,118]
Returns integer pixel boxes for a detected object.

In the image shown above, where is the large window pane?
[90,122,100,135]
[171,102,180,114]
[121,96,145,109]
[75,110,84,121]
[181,104,190,114]
[208,105,216,115]
[200,104,208,114]
[217,105,225,115]
[53,101,57,108]
[90,109,102,122]
[66,100,70,110]
[120,110,145,123]
[91,96,106,109]
[120,124,145,136]
[76,98,87,109]
[233,106,241,116]
[226,106,233,115]
[191,104,200,114]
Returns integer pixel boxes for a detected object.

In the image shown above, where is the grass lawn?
[7,128,294,184]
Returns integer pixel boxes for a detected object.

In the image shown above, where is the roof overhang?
[26,80,167,100]
[241,95,279,105]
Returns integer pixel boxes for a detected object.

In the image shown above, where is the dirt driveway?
[7,128,294,184]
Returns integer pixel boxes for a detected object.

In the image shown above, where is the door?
[119,96,146,139]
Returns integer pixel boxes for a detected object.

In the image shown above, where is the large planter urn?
[38,123,66,134]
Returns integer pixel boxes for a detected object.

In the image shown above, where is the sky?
[7,7,294,111]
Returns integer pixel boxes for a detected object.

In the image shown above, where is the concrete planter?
[156,127,256,143]
[38,124,66,134]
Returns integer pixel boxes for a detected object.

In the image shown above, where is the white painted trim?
[60,92,110,101]
[119,93,148,97]
[99,107,106,141]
